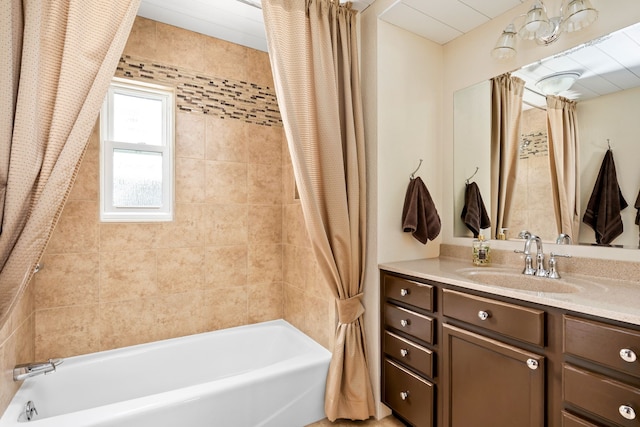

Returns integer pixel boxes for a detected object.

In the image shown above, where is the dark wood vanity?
[380,269,640,427]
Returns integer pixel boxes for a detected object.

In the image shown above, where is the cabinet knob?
[400,319,409,327]
[478,310,490,321]
[620,348,637,363]
[400,391,409,401]
[526,359,539,370]
[619,405,636,420]
[400,288,409,297]
[400,349,409,357]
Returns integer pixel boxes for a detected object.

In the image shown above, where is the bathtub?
[0,320,331,427]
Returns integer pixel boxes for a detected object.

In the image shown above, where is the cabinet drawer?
[564,315,640,378]
[563,364,640,426]
[384,274,434,312]
[384,303,434,344]
[442,289,545,346]
[561,411,599,427]
[384,359,434,427]
[384,331,434,378]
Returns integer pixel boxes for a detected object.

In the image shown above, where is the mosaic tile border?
[520,130,548,159]
[115,55,282,127]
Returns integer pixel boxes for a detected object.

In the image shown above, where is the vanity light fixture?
[535,71,581,95]
[492,0,599,60]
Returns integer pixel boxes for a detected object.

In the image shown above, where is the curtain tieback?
[336,293,365,324]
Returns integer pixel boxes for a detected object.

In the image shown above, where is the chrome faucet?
[556,233,572,245]
[515,233,547,277]
[13,358,63,381]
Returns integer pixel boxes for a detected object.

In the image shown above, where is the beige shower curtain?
[262,0,375,421]
[0,0,140,327]
[547,96,580,239]
[491,73,525,239]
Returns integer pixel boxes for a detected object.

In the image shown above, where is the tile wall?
[29,17,335,360]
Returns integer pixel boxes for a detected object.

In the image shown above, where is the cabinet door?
[442,323,545,427]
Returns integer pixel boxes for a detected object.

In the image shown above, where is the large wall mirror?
[454,21,640,249]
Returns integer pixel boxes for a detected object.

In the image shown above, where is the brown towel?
[461,182,491,238]
[582,150,628,245]
[402,177,441,244]
[635,189,640,226]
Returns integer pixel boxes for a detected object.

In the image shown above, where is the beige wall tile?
[283,284,306,330]
[203,37,248,81]
[204,204,248,246]
[0,335,19,413]
[205,116,248,162]
[248,163,282,205]
[248,244,282,284]
[99,223,159,252]
[156,22,206,71]
[202,287,248,330]
[205,161,247,204]
[283,203,309,247]
[156,203,205,248]
[176,112,206,159]
[35,253,99,309]
[248,124,283,165]
[305,295,334,351]
[100,250,158,302]
[157,247,205,293]
[204,246,247,287]
[46,201,98,254]
[246,48,274,88]
[35,305,100,359]
[175,157,206,203]
[99,293,203,350]
[248,205,282,244]
[123,17,157,59]
[248,282,283,323]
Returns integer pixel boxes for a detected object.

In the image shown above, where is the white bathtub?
[0,320,331,427]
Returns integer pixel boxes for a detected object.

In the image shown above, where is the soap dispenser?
[472,233,491,266]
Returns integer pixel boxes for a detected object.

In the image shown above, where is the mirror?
[454,21,640,249]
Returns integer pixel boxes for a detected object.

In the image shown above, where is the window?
[100,78,174,222]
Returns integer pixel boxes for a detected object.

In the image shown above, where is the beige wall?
[361,0,444,418]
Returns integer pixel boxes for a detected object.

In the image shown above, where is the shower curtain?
[0,0,140,327]
[262,0,375,421]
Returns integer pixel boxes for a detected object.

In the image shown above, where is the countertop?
[379,257,640,327]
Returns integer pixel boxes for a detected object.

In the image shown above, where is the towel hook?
[465,166,479,185]
[410,159,423,179]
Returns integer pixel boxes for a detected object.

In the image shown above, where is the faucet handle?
[548,253,571,279]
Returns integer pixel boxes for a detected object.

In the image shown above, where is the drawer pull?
[400,319,410,327]
[400,348,409,357]
[400,391,409,401]
[526,359,539,370]
[620,348,637,363]
[478,310,490,321]
[400,288,409,297]
[619,405,636,420]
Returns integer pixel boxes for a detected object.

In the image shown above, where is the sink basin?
[455,268,584,293]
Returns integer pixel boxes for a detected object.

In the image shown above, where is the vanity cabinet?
[380,268,640,427]
[381,274,435,427]
[563,315,640,426]
[441,289,545,427]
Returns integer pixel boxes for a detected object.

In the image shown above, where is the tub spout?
[13,358,63,381]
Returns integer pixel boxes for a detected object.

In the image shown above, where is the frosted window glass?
[112,149,163,207]
[113,93,163,145]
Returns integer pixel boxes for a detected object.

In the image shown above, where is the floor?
[307,416,407,426]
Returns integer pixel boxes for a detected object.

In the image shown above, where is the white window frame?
[100,77,175,222]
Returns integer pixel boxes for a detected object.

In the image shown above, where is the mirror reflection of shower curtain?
[491,73,525,239]
[546,96,580,239]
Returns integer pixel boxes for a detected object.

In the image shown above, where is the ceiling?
[137,0,640,105]
[136,0,525,51]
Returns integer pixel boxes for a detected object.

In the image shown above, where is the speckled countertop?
[379,257,640,327]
